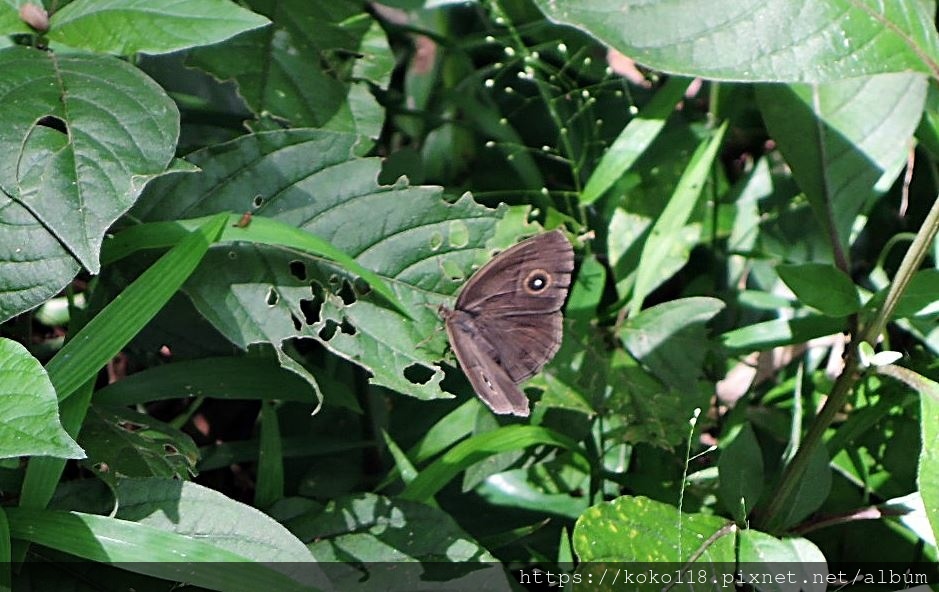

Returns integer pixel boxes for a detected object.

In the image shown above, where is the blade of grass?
[375,400,479,492]
[0,507,9,592]
[400,425,589,503]
[94,356,317,405]
[629,122,728,316]
[102,213,410,318]
[255,402,284,509]
[13,380,94,563]
[380,429,419,488]
[45,214,228,403]
[5,508,316,592]
[581,77,692,205]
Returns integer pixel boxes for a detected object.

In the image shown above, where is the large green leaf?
[621,297,725,395]
[131,128,548,404]
[5,504,324,592]
[777,263,860,316]
[758,74,926,251]
[0,338,84,460]
[0,46,179,320]
[574,496,735,561]
[533,0,939,83]
[47,0,270,56]
[737,531,827,592]
[301,493,514,591]
[189,0,388,136]
[718,423,764,522]
[113,478,317,564]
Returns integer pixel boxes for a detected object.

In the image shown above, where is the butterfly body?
[441,230,574,416]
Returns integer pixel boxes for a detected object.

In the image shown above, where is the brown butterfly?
[441,230,574,416]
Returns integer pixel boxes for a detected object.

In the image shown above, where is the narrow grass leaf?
[255,402,284,509]
[629,122,727,315]
[44,214,228,402]
[581,77,691,204]
[401,425,588,503]
[5,508,315,592]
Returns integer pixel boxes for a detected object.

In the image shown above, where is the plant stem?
[759,184,939,531]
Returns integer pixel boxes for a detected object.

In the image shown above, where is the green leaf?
[718,423,764,522]
[17,382,94,523]
[776,263,860,316]
[188,1,376,130]
[93,354,319,405]
[475,467,590,520]
[721,315,846,353]
[532,0,939,83]
[737,531,827,592]
[0,2,33,35]
[401,425,588,503]
[225,215,410,317]
[876,365,939,546]
[255,401,284,508]
[0,338,84,460]
[107,211,412,318]
[48,0,270,56]
[621,297,725,395]
[775,443,831,529]
[758,75,926,251]
[113,478,317,564]
[613,353,706,449]
[0,46,179,321]
[887,269,939,318]
[45,214,227,403]
[566,253,607,326]
[573,496,735,562]
[131,128,554,405]
[301,493,514,590]
[78,405,199,486]
[629,123,727,314]
[5,506,321,592]
[580,77,690,204]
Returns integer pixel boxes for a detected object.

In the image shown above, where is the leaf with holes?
[78,405,199,487]
[0,46,179,321]
[131,128,546,404]
[188,0,386,135]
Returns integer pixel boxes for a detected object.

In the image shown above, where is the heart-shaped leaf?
[0,46,179,321]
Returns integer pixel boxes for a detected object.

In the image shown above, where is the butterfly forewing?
[454,230,573,315]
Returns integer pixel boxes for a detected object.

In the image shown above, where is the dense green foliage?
[1,0,938,589]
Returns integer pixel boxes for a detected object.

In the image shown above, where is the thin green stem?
[759,184,939,531]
